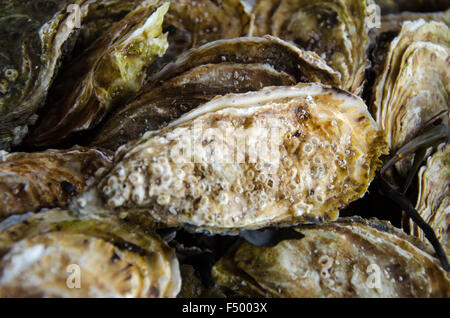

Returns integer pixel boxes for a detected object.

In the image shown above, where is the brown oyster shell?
[0,147,112,220]
[0,209,181,298]
[91,36,340,150]
[212,216,450,297]
[248,0,372,94]
[93,84,387,234]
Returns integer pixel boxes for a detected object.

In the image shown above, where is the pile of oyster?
[0,0,448,298]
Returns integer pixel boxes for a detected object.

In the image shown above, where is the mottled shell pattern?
[212,217,450,297]
[0,209,181,298]
[0,147,112,220]
[97,84,387,234]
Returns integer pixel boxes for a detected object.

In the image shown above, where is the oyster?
[0,147,111,220]
[0,0,82,150]
[91,36,340,150]
[249,0,372,94]
[27,2,171,148]
[409,144,449,251]
[370,20,449,174]
[212,217,450,297]
[93,84,387,234]
[0,209,181,298]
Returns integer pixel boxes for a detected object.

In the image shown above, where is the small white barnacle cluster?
[98,85,386,231]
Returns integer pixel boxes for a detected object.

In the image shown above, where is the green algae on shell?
[27,2,171,148]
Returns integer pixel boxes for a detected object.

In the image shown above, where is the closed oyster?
[0,147,111,220]
[0,0,83,150]
[212,217,450,297]
[91,36,340,150]
[370,20,449,174]
[27,2,171,148]
[0,209,181,298]
[249,0,372,94]
[93,84,387,234]
[409,144,449,252]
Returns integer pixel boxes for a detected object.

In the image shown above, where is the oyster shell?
[93,84,387,234]
[409,144,449,252]
[27,2,171,148]
[91,36,340,150]
[0,209,181,298]
[0,147,111,220]
[249,0,372,94]
[370,20,449,174]
[212,216,450,297]
[0,0,82,150]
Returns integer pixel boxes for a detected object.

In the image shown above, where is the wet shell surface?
[95,83,387,234]
[248,0,372,94]
[0,209,181,298]
[212,216,450,297]
[26,2,171,148]
[91,35,340,150]
[0,147,112,220]
[370,20,449,152]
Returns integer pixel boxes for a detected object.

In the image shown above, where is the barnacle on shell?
[212,216,450,297]
[95,84,387,234]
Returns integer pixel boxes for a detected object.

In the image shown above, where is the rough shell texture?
[410,144,449,251]
[370,20,449,175]
[26,2,170,148]
[0,0,81,150]
[95,84,387,234]
[212,216,450,297]
[249,0,372,94]
[0,147,112,220]
[0,209,181,298]
[91,36,340,150]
